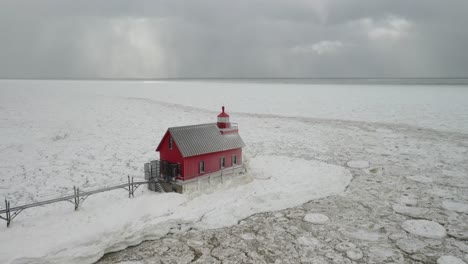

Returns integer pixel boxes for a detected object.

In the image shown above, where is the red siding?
[183,148,242,181]
[158,131,185,176]
[157,130,243,181]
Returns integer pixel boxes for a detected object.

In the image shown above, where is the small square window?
[169,137,173,150]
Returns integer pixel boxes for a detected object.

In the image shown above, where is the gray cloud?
[0,0,467,78]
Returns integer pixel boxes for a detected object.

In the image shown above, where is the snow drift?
[0,155,351,264]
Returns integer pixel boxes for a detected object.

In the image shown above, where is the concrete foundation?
[145,161,247,194]
[167,167,247,193]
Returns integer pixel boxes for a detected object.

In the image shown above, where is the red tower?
[217,106,230,129]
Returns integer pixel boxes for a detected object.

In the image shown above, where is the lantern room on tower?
[217,106,230,129]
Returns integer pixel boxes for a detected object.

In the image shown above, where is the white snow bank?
[0,155,351,264]
[401,220,447,239]
[188,156,352,229]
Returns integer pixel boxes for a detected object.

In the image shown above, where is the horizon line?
[1,77,468,81]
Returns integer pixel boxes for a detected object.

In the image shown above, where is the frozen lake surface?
[2,79,468,133]
[0,80,467,264]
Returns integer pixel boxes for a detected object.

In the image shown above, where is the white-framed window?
[217,117,229,123]
[232,155,237,165]
[220,156,225,169]
[199,161,205,173]
[169,137,173,150]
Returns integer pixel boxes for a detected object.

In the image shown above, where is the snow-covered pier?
[0,176,152,227]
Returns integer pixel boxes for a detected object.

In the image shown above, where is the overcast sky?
[1,0,467,79]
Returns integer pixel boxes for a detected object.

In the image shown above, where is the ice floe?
[442,201,468,214]
[392,204,430,218]
[406,175,433,183]
[346,160,370,169]
[396,238,427,254]
[303,213,330,225]
[437,255,466,264]
[401,220,446,239]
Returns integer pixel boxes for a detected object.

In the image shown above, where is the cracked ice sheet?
[0,155,351,264]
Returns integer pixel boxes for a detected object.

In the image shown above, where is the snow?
[1,80,468,263]
[0,153,351,264]
[303,213,330,224]
[3,80,468,133]
[401,220,447,239]
[187,155,352,229]
[437,256,467,264]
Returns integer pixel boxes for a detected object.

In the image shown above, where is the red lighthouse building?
[155,107,245,187]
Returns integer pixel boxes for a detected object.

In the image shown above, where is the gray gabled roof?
[168,123,245,158]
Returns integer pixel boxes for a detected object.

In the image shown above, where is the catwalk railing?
[0,176,154,227]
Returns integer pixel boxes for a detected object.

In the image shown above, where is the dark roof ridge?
[168,123,216,130]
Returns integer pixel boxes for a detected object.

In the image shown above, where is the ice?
[368,247,400,263]
[401,220,447,239]
[447,225,468,240]
[303,213,330,224]
[392,204,430,218]
[340,228,383,241]
[346,160,370,168]
[454,241,468,254]
[4,80,468,133]
[396,238,427,254]
[0,154,351,263]
[335,242,356,252]
[296,236,320,248]
[437,256,467,264]
[1,80,468,263]
[192,155,352,229]
[395,194,418,206]
[442,201,468,213]
[240,233,255,240]
[406,175,433,183]
[346,248,363,260]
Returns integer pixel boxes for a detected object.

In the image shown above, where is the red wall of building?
[183,148,242,181]
[157,131,243,181]
[157,131,185,175]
